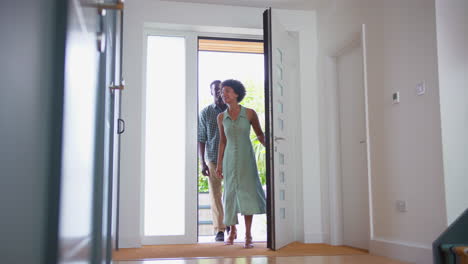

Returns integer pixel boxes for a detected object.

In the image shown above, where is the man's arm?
[198,142,209,176]
[198,109,209,176]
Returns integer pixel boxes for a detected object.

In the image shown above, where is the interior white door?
[264,8,299,250]
[337,44,370,250]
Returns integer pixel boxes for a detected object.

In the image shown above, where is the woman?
[216,79,266,248]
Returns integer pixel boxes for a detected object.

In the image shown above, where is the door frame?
[263,9,275,249]
[324,24,373,246]
[139,25,264,245]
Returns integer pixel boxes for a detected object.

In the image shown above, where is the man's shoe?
[215,231,224,242]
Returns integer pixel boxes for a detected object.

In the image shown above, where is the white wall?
[317,0,447,263]
[121,0,320,248]
[435,0,468,225]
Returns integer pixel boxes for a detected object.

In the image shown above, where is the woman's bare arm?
[216,113,227,178]
[247,108,265,146]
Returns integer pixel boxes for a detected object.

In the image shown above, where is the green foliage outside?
[198,79,266,193]
[198,173,209,193]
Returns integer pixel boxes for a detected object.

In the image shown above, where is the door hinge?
[109,84,124,91]
[85,1,124,12]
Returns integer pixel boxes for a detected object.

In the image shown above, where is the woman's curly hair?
[221,79,246,102]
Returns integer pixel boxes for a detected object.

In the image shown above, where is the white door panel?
[266,8,300,250]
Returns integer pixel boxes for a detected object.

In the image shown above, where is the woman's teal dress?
[222,105,266,226]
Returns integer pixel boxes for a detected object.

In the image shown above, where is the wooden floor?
[113,242,367,260]
[113,255,410,264]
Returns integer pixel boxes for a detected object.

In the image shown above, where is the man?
[198,80,228,242]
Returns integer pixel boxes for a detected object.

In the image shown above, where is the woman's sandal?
[225,230,237,245]
[244,236,254,248]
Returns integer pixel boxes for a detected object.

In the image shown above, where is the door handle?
[118,118,125,134]
[109,81,125,91]
[360,140,366,144]
[274,136,286,142]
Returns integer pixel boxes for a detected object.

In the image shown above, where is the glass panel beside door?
[142,34,197,245]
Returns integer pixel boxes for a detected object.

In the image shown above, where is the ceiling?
[160,0,329,10]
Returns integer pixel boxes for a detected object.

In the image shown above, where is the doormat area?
[113,242,368,260]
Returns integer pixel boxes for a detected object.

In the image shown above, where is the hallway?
[5,0,466,263]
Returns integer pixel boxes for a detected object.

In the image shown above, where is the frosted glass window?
[278,118,284,131]
[280,171,285,183]
[278,101,283,113]
[280,189,285,201]
[144,35,186,236]
[279,153,285,165]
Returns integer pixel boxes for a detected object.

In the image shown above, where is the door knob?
[274,136,286,142]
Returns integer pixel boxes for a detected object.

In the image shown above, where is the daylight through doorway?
[197,38,267,243]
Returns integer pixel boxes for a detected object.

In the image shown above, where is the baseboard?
[118,236,141,249]
[304,232,324,243]
[321,232,330,244]
[370,237,432,264]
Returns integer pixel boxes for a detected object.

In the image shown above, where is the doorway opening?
[197,37,267,243]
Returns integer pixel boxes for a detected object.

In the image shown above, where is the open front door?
[264,8,299,250]
[57,1,125,262]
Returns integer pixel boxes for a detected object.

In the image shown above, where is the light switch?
[392,91,400,104]
[396,200,407,212]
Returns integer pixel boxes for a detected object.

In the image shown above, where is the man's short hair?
[210,80,221,88]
